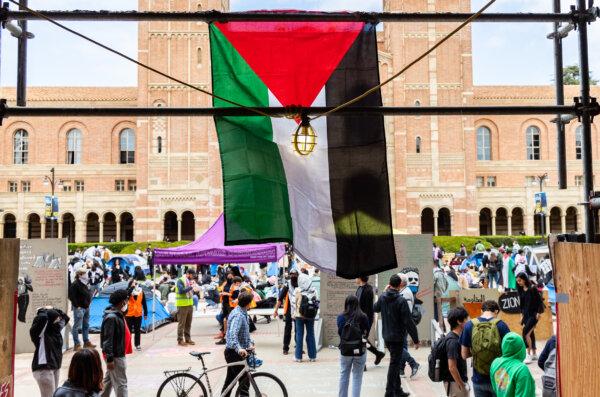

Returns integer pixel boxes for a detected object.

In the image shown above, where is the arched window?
[119,128,135,164]
[66,129,82,164]
[576,125,583,160]
[197,47,202,65]
[157,136,163,154]
[526,126,541,160]
[477,126,491,160]
[13,129,28,164]
[416,136,421,154]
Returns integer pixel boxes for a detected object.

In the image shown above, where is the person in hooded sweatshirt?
[30,307,69,397]
[490,332,536,397]
[374,274,420,397]
[125,280,148,351]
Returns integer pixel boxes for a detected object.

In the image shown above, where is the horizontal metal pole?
[4,10,576,23]
[3,105,577,117]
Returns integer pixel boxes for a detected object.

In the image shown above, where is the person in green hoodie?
[490,332,536,397]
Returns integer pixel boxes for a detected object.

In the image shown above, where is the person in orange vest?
[125,280,148,351]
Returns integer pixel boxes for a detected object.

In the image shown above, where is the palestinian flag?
[210,20,396,278]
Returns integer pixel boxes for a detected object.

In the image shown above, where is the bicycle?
[157,350,288,397]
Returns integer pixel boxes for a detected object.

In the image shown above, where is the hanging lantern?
[292,114,317,156]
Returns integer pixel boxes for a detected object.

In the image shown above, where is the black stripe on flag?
[325,23,397,279]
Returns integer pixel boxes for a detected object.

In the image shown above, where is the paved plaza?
[15,313,547,396]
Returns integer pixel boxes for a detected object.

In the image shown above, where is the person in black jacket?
[355,276,385,365]
[110,259,128,284]
[101,289,129,397]
[374,274,420,397]
[30,307,69,397]
[68,267,95,351]
[517,272,545,364]
[54,348,104,397]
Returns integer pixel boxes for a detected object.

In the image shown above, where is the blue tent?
[106,255,149,276]
[89,281,171,333]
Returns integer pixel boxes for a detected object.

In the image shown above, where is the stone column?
[545,214,551,236]
[507,215,513,236]
[177,218,182,241]
[561,214,566,234]
[99,221,104,243]
[76,220,86,243]
[116,220,121,242]
[17,221,26,239]
[0,222,4,239]
[40,218,46,239]
[491,215,497,235]
[58,221,63,239]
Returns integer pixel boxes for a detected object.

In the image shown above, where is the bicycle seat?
[189,351,211,358]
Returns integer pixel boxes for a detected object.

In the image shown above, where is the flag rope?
[8,0,495,122]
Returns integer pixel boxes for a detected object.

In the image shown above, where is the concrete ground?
[15,315,547,396]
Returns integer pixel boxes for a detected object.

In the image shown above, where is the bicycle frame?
[192,356,257,397]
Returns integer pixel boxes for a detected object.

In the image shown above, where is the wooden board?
[0,239,20,397]
[553,242,600,397]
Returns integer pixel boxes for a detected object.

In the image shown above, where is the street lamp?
[536,173,549,236]
[43,167,63,238]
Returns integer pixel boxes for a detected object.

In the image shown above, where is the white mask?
[121,304,128,313]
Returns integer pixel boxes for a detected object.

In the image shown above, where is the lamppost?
[536,173,549,236]
[43,168,63,238]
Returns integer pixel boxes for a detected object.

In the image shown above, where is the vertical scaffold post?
[554,0,567,190]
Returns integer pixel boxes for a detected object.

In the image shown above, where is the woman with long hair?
[337,295,370,397]
[517,272,545,364]
[53,348,103,397]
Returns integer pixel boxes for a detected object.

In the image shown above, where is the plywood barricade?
[457,289,553,340]
[0,239,20,397]
[552,242,600,397]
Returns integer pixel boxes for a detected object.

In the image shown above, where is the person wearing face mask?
[125,281,148,351]
[272,269,299,355]
[215,271,234,344]
[68,267,95,351]
[110,259,128,284]
[101,289,132,397]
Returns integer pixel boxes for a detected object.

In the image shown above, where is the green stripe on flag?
[210,24,293,244]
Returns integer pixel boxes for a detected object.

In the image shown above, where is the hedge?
[433,235,544,254]
[119,241,190,254]
[68,242,134,254]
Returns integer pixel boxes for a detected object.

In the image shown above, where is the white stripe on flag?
[270,88,337,273]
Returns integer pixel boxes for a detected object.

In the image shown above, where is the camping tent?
[153,214,286,264]
[89,281,171,333]
[106,255,149,276]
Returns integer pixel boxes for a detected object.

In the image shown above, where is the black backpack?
[412,298,423,325]
[339,317,366,356]
[299,293,319,319]
[428,334,450,382]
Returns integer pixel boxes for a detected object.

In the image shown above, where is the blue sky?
[0,0,598,87]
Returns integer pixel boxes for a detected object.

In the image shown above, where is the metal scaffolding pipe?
[4,10,577,23]
[0,105,578,118]
[553,0,568,190]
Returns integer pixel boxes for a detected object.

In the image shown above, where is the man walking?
[398,274,420,378]
[101,289,130,397]
[176,268,197,346]
[68,267,95,351]
[374,274,419,397]
[443,307,470,397]
[355,276,385,365]
[460,300,510,397]
[273,269,299,355]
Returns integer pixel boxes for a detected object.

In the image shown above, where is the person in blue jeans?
[337,295,369,397]
[68,268,95,351]
[293,273,317,362]
[460,300,510,397]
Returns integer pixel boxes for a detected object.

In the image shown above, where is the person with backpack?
[355,276,385,365]
[490,332,536,397]
[125,280,148,352]
[273,269,299,355]
[69,267,95,351]
[398,274,420,378]
[485,252,500,289]
[538,335,557,397]
[293,272,318,362]
[460,300,510,397]
[428,307,470,397]
[374,274,419,397]
[433,261,449,323]
[30,307,70,397]
[337,295,370,397]
[516,273,544,364]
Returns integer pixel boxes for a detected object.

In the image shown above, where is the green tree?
[563,64,599,85]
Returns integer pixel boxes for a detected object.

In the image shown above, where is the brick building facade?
[0,0,598,243]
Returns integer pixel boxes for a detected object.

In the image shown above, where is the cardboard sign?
[498,291,521,314]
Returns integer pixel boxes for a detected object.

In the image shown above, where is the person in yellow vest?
[125,281,148,351]
[176,268,197,346]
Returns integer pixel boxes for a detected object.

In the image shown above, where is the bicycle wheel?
[235,372,288,397]
[157,373,208,397]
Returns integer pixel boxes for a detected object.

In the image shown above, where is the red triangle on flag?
[215,20,363,107]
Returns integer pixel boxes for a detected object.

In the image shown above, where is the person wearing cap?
[176,268,197,346]
[272,268,299,355]
[101,289,131,397]
[68,266,95,351]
